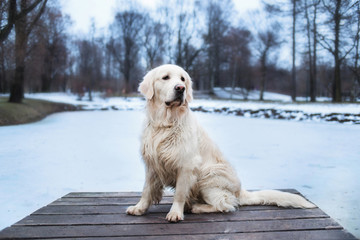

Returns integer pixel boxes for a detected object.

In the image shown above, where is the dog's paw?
[166,210,184,222]
[126,205,146,216]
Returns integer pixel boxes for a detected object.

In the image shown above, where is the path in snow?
[0,111,359,237]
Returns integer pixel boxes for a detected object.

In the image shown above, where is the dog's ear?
[185,72,193,103]
[139,69,155,100]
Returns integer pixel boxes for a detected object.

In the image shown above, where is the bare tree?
[291,0,298,101]
[8,0,47,103]
[257,27,282,101]
[349,2,360,100]
[203,0,232,93]
[303,0,321,102]
[77,40,92,99]
[174,10,202,71]
[318,0,357,102]
[109,10,145,94]
[157,0,202,72]
[264,0,301,101]
[223,27,253,99]
[143,16,166,70]
[30,5,70,92]
[77,37,103,101]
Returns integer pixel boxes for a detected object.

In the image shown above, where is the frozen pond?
[0,110,359,237]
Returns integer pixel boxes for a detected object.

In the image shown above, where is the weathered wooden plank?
[49,196,174,206]
[36,230,358,240]
[0,218,342,239]
[63,189,301,198]
[33,204,303,215]
[15,208,328,226]
[33,204,170,215]
[64,192,143,198]
[64,192,175,198]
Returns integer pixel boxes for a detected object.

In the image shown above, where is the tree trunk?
[230,57,237,100]
[41,74,50,92]
[176,28,182,66]
[333,56,342,102]
[333,0,342,102]
[0,42,7,93]
[291,0,297,102]
[9,1,27,103]
[259,52,267,101]
[305,0,316,102]
[311,0,319,102]
[208,46,215,94]
[351,3,360,100]
[123,60,131,94]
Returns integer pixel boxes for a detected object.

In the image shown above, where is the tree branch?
[15,0,43,21]
[339,41,357,62]
[0,0,16,42]
[26,0,48,37]
[321,0,335,16]
[317,32,335,55]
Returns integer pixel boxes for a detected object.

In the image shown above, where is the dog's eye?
[162,75,170,80]
[181,77,185,82]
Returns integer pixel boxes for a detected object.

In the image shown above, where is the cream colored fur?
[126,64,316,222]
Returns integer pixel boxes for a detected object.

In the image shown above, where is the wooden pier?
[0,189,357,239]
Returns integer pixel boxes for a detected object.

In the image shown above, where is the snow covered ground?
[211,87,295,102]
[0,110,360,237]
[23,92,360,124]
[209,87,352,103]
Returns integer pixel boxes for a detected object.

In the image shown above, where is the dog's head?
[139,64,193,107]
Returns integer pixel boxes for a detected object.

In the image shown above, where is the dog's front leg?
[126,169,163,216]
[166,168,196,222]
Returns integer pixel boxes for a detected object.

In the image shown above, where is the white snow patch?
[20,92,360,116]
[212,87,293,102]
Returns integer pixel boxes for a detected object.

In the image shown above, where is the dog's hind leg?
[191,188,238,214]
[191,203,218,213]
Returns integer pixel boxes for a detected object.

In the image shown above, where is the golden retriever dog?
[126,64,315,222]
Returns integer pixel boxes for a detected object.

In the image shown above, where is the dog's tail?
[239,189,316,208]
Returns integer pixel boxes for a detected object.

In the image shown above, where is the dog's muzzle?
[165,84,185,106]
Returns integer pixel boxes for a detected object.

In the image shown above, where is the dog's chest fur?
[141,120,196,187]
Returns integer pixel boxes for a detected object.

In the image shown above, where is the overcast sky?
[59,0,261,36]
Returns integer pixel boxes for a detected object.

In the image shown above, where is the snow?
[192,99,360,114]
[22,91,360,114]
[22,92,360,124]
[24,92,146,111]
[0,110,360,237]
[212,87,294,102]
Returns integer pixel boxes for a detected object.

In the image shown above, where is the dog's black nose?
[175,84,185,94]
